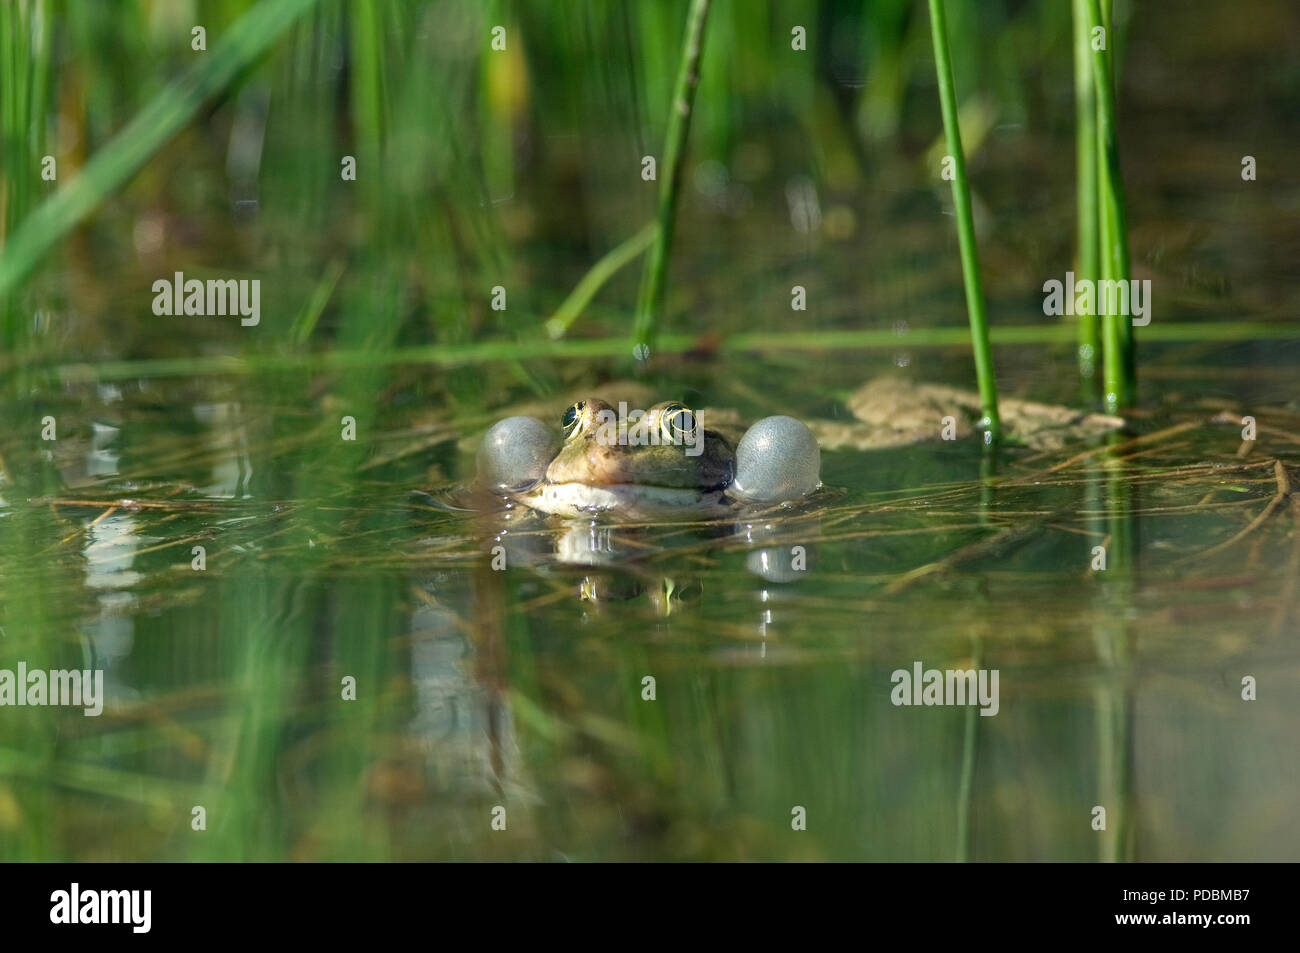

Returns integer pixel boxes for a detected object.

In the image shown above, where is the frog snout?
[728,416,821,503]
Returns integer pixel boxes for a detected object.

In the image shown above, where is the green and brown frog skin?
[476,397,821,521]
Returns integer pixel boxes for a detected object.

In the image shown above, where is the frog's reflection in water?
[497,514,821,618]
[401,510,821,807]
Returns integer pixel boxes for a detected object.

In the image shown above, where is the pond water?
[1,0,1298,862]
[3,346,1298,861]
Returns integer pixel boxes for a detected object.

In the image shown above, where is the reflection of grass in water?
[13,504,1291,855]
[11,398,1293,858]
[0,493,70,859]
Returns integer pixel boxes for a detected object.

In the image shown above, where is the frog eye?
[661,404,697,441]
[562,400,587,436]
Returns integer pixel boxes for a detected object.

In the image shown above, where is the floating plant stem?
[926,0,1001,442]
[1087,0,1134,413]
[45,320,1300,384]
[632,0,711,359]
[1072,0,1101,387]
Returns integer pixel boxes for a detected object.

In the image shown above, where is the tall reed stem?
[1087,0,1134,412]
[632,0,711,358]
[926,0,1000,442]
[1071,0,1100,387]
[1,0,51,347]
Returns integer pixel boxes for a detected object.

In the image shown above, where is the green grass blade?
[927,0,1001,442]
[546,223,656,340]
[1072,0,1101,386]
[49,320,1300,385]
[0,0,322,301]
[632,0,711,358]
[1087,0,1134,412]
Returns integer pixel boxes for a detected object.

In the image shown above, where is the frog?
[805,376,1126,453]
[476,396,821,520]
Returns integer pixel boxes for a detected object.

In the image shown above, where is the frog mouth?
[522,481,728,517]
